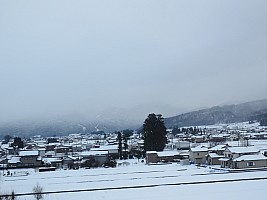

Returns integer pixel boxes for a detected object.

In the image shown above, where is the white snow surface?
[1,160,267,200]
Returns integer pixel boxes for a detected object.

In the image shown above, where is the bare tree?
[0,191,15,200]
[32,183,44,200]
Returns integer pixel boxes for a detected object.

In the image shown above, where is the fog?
[1,0,267,124]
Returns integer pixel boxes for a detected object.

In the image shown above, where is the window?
[247,162,255,167]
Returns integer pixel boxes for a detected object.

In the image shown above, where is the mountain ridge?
[164,99,267,128]
[1,99,267,137]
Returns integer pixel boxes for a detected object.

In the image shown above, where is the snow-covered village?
[1,120,267,199]
[2,0,267,199]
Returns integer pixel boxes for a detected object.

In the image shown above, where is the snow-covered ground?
[1,160,267,200]
[198,121,265,130]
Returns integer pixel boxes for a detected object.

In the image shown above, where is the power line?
[2,176,267,198]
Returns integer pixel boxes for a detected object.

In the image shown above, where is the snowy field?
[1,161,267,200]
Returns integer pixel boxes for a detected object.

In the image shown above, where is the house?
[7,156,21,168]
[72,144,82,152]
[55,145,72,157]
[146,151,158,164]
[206,153,224,165]
[90,145,119,159]
[176,141,190,150]
[42,157,62,168]
[0,157,8,168]
[251,132,267,140]
[206,144,230,165]
[0,148,5,156]
[209,134,229,143]
[23,144,36,150]
[219,146,260,168]
[146,151,186,164]
[189,146,208,165]
[232,154,267,169]
[191,136,206,143]
[224,147,259,159]
[157,151,181,162]
[146,151,181,164]
[17,150,42,168]
[1,143,9,153]
[37,148,46,157]
[7,147,15,155]
[80,151,109,167]
[45,144,58,152]
[62,156,78,169]
[45,151,56,157]
[208,144,230,155]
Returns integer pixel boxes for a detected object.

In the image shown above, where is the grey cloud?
[1,0,267,124]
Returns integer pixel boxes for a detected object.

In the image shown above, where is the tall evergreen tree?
[122,133,129,159]
[12,137,24,148]
[143,113,167,152]
[260,119,267,126]
[117,132,123,159]
[3,134,12,144]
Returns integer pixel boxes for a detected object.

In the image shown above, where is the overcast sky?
[1,0,267,124]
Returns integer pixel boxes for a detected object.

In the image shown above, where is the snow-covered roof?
[157,151,179,157]
[1,144,9,149]
[45,151,56,156]
[218,157,230,162]
[71,144,82,148]
[66,156,78,160]
[43,157,62,164]
[46,142,61,146]
[191,136,205,139]
[90,145,118,151]
[190,147,208,152]
[8,156,21,164]
[55,146,70,149]
[81,151,108,156]
[179,151,189,156]
[226,147,259,154]
[209,145,229,151]
[207,153,224,158]
[233,154,267,162]
[146,151,157,154]
[0,157,7,162]
[19,150,39,156]
[210,133,230,138]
